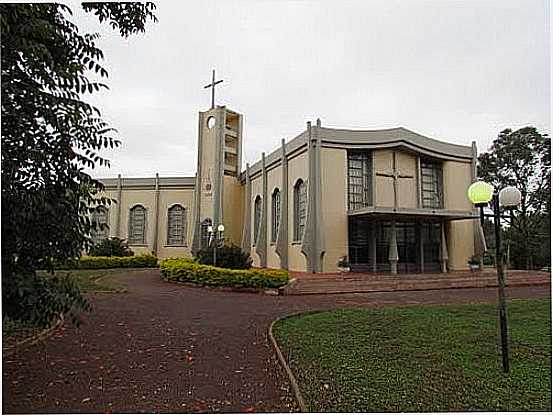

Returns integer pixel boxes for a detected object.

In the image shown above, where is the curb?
[268,312,314,413]
[3,314,65,357]
[162,278,283,296]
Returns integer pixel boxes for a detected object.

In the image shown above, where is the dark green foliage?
[77,254,158,269]
[2,271,91,328]
[0,3,156,324]
[88,237,134,257]
[160,258,289,289]
[478,127,551,269]
[195,244,253,269]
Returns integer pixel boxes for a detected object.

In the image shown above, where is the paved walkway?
[3,269,550,413]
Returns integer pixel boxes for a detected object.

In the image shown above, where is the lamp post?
[208,224,225,266]
[467,181,521,374]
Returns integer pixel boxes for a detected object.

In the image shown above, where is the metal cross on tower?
[204,69,223,109]
[376,151,414,208]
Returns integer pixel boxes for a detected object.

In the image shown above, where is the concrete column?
[419,223,425,273]
[301,120,325,272]
[115,174,122,238]
[240,164,252,253]
[370,221,377,272]
[275,139,289,269]
[389,221,399,274]
[212,106,225,228]
[255,153,268,267]
[152,173,160,256]
[440,221,449,273]
[191,112,205,255]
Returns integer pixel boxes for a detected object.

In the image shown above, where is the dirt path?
[3,269,550,413]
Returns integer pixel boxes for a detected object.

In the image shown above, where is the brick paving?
[2,269,550,413]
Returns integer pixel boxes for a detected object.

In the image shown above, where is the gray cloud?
[73,0,550,178]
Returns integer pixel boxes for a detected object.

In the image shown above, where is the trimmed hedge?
[159,257,289,289]
[72,254,158,269]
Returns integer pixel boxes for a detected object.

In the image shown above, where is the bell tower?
[191,105,244,254]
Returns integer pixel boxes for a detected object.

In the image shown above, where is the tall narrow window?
[200,218,212,249]
[348,151,372,210]
[293,179,307,241]
[253,196,262,245]
[421,160,443,208]
[271,188,281,243]
[91,206,109,244]
[167,204,187,246]
[128,205,146,245]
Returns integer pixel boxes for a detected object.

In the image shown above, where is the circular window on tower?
[207,116,216,129]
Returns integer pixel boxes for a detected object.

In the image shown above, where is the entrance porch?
[346,210,475,274]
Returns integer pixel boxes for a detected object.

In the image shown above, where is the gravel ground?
[3,269,550,413]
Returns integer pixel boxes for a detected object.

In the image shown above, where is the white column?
[389,221,399,274]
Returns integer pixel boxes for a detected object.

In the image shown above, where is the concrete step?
[282,274,550,295]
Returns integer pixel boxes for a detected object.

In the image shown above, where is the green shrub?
[88,237,134,257]
[195,244,253,269]
[2,271,91,328]
[75,254,158,269]
[159,257,289,289]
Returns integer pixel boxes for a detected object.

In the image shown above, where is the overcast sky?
[74,0,550,178]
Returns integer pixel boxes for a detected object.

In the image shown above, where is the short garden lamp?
[217,224,225,240]
[211,223,225,267]
[467,180,522,374]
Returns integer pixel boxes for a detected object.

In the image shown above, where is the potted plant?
[468,254,481,272]
[337,256,350,273]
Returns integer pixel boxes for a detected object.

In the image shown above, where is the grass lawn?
[37,268,133,292]
[273,299,552,412]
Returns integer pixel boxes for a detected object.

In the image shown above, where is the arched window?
[200,218,212,249]
[271,188,281,243]
[253,195,262,246]
[293,179,307,241]
[91,206,109,244]
[167,204,187,246]
[128,205,147,245]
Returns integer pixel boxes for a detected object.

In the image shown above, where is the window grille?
[348,152,372,210]
[128,205,146,245]
[293,179,307,241]
[167,205,187,246]
[421,160,443,208]
[91,207,109,244]
[253,196,262,245]
[271,189,281,243]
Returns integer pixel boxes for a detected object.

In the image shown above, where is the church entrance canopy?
[347,209,478,274]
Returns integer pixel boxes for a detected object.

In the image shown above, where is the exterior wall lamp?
[207,224,225,266]
[467,181,521,374]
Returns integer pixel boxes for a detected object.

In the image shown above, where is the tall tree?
[478,127,551,269]
[1,3,157,325]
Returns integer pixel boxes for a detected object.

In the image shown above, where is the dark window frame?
[348,151,372,210]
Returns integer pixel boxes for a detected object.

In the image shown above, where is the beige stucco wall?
[222,176,244,247]
[198,111,218,221]
[156,188,195,259]
[117,189,156,255]
[373,150,395,207]
[321,147,348,272]
[287,150,308,272]
[266,164,282,269]
[396,151,418,208]
[443,160,476,270]
[373,149,417,208]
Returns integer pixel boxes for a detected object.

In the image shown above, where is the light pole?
[467,181,521,374]
[207,224,225,267]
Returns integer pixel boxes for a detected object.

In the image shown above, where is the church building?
[95,103,483,274]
